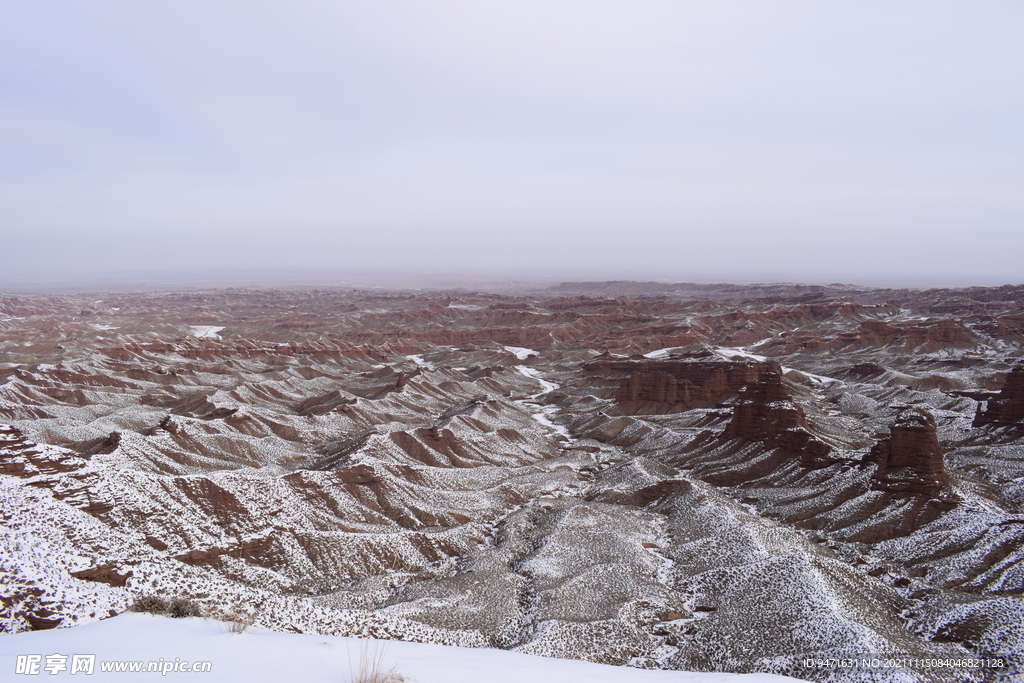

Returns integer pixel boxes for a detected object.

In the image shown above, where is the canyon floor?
[1,282,1022,682]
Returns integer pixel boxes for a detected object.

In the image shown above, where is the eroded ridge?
[1,285,1023,681]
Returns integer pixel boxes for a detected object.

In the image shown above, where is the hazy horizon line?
[2,267,1021,296]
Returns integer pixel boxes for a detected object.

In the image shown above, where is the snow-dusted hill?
[2,287,1023,682]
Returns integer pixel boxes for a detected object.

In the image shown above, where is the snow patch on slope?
[190,326,225,339]
[505,346,538,360]
[515,365,570,439]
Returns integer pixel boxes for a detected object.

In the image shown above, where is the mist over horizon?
[2,265,1021,297]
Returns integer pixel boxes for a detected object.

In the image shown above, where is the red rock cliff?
[722,364,834,468]
[973,365,1024,428]
[866,410,948,496]
[589,355,772,414]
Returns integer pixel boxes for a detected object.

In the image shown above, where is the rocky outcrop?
[839,362,887,380]
[65,431,121,457]
[587,354,773,414]
[826,319,977,352]
[295,390,356,416]
[0,424,113,514]
[866,410,948,496]
[1,424,84,477]
[973,365,1024,428]
[903,319,977,349]
[722,364,833,468]
[70,564,133,587]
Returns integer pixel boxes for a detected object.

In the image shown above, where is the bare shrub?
[167,598,203,619]
[215,600,256,634]
[130,595,204,618]
[226,614,255,634]
[129,595,169,614]
[348,640,406,683]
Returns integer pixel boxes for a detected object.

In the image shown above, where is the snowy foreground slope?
[0,613,798,683]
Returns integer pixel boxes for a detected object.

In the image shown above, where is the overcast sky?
[2,1,1022,288]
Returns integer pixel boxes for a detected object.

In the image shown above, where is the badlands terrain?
[1,282,1023,681]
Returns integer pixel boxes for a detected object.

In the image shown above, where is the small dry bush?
[348,640,406,683]
[167,598,203,619]
[130,595,169,614]
[129,595,203,619]
[217,600,256,634]
[226,614,255,634]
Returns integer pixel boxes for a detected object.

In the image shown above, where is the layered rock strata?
[865,410,949,496]
[973,365,1024,427]
[587,354,773,414]
[722,363,834,468]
